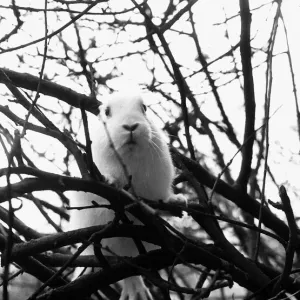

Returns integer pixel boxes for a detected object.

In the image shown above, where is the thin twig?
[80,104,94,179]
[0,0,108,54]
[279,11,300,150]
[21,0,48,137]
[254,2,280,262]
[209,105,282,204]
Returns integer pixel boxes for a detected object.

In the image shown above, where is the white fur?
[70,92,181,300]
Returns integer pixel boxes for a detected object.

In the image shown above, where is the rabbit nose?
[123,123,139,132]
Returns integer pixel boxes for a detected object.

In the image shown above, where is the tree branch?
[0,68,100,114]
[237,0,256,189]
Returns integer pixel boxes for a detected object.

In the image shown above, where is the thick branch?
[0,68,100,114]
[35,247,257,300]
[237,0,256,189]
[272,186,298,294]
[171,148,294,243]
[10,224,160,259]
[0,235,67,288]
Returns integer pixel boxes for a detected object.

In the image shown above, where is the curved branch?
[0,68,100,114]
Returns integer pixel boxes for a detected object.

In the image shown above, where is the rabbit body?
[70,93,179,300]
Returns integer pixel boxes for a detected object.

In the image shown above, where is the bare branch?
[0,68,100,114]
[236,0,256,189]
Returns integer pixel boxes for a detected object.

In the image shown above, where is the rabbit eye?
[142,104,147,113]
[105,106,111,117]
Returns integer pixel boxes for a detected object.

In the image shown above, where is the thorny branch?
[255,1,281,262]
[0,0,109,54]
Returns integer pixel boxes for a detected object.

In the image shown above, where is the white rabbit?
[69,92,184,300]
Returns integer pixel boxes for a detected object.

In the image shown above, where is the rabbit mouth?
[125,132,138,145]
[122,139,138,153]
[126,137,137,145]
[123,135,137,148]
[126,140,136,146]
